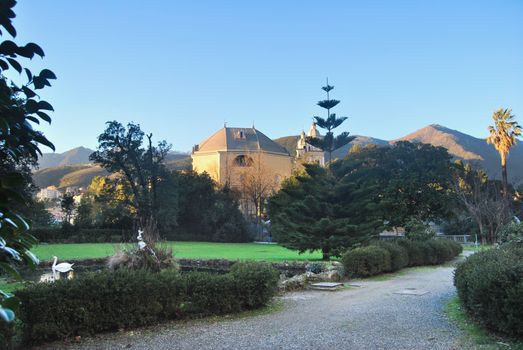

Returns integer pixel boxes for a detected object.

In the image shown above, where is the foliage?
[375,239,461,269]
[14,262,279,344]
[31,227,132,244]
[342,246,391,277]
[107,244,177,272]
[90,121,172,238]
[404,218,436,241]
[497,222,523,245]
[486,107,521,198]
[452,161,512,244]
[169,172,249,243]
[269,162,382,260]
[371,241,409,271]
[454,245,523,338]
[60,193,75,225]
[306,80,355,164]
[0,0,56,323]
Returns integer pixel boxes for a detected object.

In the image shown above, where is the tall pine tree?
[269,162,382,260]
[307,79,355,165]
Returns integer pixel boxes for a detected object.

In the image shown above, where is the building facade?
[192,126,293,187]
[295,122,325,166]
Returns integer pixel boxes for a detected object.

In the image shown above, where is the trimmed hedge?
[343,239,462,277]
[342,246,391,277]
[372,241,409,272]
[454,245,523,338]
[31,227,133,243]
[14,261,279,344]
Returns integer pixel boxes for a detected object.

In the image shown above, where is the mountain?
[35,124,523,189]
[395,124,523,185]
[35,150,192,189]
[274,135,389,158]
[275,124,523,186]
[33,164,108,189]
[38,146,94,169]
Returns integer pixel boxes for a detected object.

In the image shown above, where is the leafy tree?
[452,161,511,244]
[170,171,249,242]
[486,108,521,199]
[90,121,171,240]
[345,142,454,228]
[0,0,56,322]
[306,79,355,165]
[269,162,382,260]
[60,193,75,225]
[75,176,135,229]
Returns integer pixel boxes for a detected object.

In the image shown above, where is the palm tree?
[486,108,521,198]
[307,79,355,165]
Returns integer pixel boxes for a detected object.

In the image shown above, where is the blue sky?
[12,1,523,153]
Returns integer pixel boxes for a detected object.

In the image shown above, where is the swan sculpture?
[52,256,74,280]
[137,229,147,250]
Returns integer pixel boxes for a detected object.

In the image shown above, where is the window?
[234,155,253,167]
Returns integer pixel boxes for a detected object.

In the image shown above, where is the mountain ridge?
[36,124,523,189]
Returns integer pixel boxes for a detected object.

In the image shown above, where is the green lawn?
[31,242,323,262]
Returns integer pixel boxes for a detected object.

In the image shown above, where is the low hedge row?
[31,227,134,243]
[342,239,462,277]
[13,261,278,344]
[454,244,523,338]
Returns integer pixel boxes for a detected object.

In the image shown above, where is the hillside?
[395,124,523,185]
[275,124,522,186]
[33,164,107,189]
[38,147,94,169]
[36,124,523,188]
[274,135,389,159]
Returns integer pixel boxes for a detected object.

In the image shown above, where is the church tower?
[296,122,325,166]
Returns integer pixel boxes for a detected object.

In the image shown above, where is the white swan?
[52,256,74,279]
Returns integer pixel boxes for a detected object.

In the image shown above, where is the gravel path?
[35,258,472,350]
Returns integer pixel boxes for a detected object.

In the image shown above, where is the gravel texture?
[34,259,472,350]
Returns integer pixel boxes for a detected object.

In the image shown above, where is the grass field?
[31,242,324,262]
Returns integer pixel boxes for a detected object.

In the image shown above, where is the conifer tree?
[307,79,355,165]
[269,162,382,260]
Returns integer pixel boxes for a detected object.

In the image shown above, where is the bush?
[371,241,409,272]
[498,223,523,245]
[396,239,426,266]
[15,262,278,344]
[31,227,133,243]
[395,239,461,266]
[454,245,523,338]
[342,246,391,277]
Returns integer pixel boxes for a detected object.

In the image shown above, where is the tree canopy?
[0,0,56,322]
[306,80,355,164]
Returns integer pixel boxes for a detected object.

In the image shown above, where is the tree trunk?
[501,153,508,199]
[322,247,330,261]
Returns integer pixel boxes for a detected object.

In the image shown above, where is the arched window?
[234,155,253,167]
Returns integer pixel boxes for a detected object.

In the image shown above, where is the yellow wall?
[192,150,293,189]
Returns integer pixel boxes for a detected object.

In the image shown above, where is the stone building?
[192,127,293,219]
[295,122,325,166]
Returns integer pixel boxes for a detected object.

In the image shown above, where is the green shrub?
[498,223,523,245]
[395,238,461,266]
[454,245,523,338]
[342,246,391,277]
[371,241,409,272]
[15,262,278,344]
[230,261,279,308]
[396,239,426,266]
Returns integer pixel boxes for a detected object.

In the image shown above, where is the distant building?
[36,186,61,200]
[296,122,325,166]
[192,126,293,218]
[192,126,293,187]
